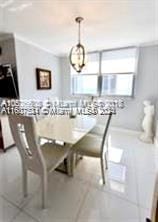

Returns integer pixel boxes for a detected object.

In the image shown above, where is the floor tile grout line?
[8,211,21,222]
[75,173,141,222]
[18,173,90,220]
[1,171,64,211]
[12,208,40,222]
[1,132,157,222]
[20,175,92,222]
[133,144,143,222]
[74,179,92,222]
[68,163,140,220]
[1,191,36,210]
[1,195,22,211]
[0,195,21,222]
[89,177,141,208]
[94,186,140,207]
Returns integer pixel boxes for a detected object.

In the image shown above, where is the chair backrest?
[8,115,46,174]
[100,113,112,155]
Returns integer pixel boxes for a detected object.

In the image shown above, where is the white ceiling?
[0,0,158,56]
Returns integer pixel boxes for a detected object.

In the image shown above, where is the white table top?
[36,115,96,145]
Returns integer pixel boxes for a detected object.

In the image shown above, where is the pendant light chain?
[78,20,81,44]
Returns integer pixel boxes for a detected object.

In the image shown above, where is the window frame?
[71,73,100,97]
[70,46,139,98]
[71,51,100,97]
[100,72,135,98]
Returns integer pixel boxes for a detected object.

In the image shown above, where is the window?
[71,53,99,95]
[71,47,138,97]
[102,74,134,96]
[72,75,98,95]
[101,47,138,96]
[101,48,137,74]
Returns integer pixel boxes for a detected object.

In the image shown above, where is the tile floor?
[0,129,157,222]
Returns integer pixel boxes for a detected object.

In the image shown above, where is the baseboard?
[111,127,158,147]
[111,126,140,136]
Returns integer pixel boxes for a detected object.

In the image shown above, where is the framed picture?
[36,68,51,89]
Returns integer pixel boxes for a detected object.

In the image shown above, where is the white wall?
[60,45,158,131]
[60,57,71,99]
[15,38,61,100]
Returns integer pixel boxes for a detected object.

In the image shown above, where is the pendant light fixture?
[69,17,86,73]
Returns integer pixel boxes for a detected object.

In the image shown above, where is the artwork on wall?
[36,68,51,90]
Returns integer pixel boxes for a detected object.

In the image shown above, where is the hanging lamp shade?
[69,17,86,73]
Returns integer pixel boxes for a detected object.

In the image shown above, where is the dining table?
[36,115,96,173]
[36,115,96,145]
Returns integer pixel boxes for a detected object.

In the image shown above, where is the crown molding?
[14,33,58,58]
[139,40,158,47]
[2,33,157,58]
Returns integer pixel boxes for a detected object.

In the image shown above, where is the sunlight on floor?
[108,146,124,163]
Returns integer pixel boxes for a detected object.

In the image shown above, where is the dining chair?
[89,124,105,136]
[88,116,112,151]
[71,113,112,184]
[9,115,71,209]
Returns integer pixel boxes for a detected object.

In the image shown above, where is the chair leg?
[105,153,108,170]
[100,158,106,185]
[67,153,72,177]
[105,139,109,154]
[70,152,75,177]
[75,153,78,166]
[41,172,48,209]
[22,167,28,197]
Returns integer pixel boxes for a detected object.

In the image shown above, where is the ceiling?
[0,0,158,56]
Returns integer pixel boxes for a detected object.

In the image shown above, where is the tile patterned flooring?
[0,129,157,222]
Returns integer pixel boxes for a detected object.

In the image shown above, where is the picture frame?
[36,68,51,90]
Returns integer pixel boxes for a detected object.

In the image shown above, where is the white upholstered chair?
[9,115,71,209]
[72,113,112,184]
[89,124,105,136]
